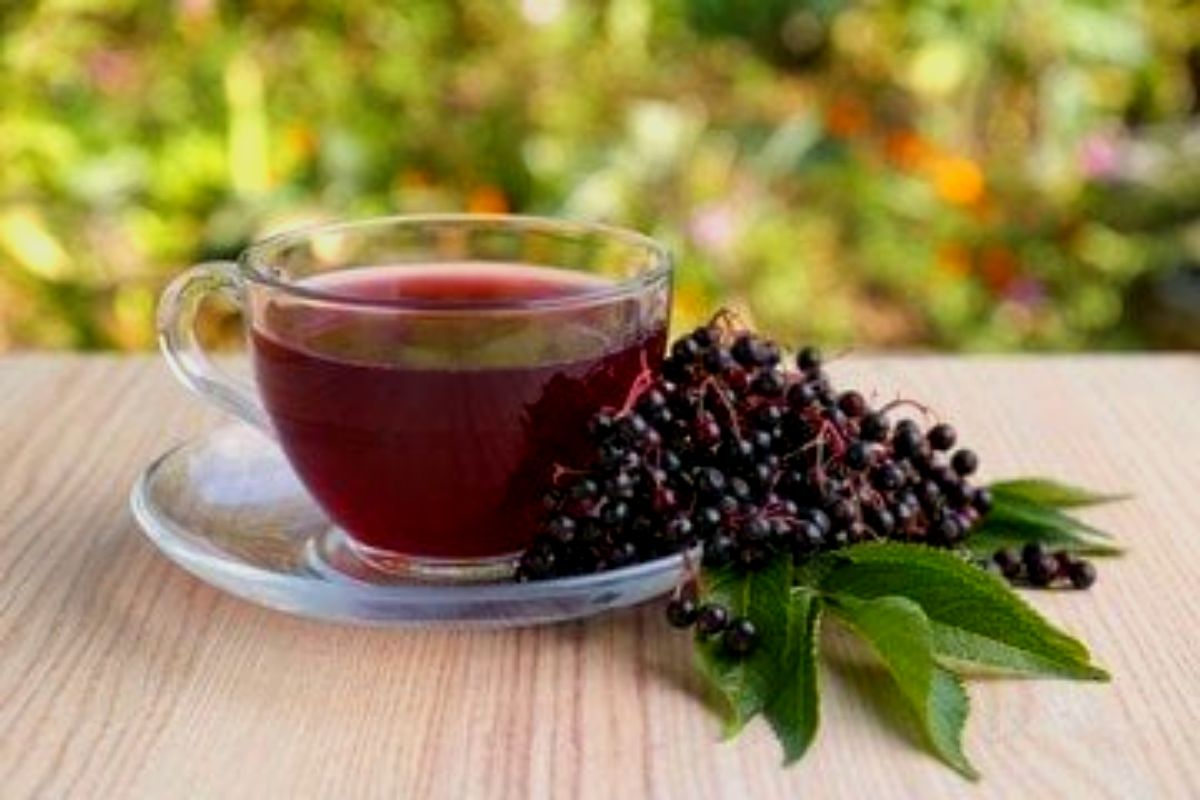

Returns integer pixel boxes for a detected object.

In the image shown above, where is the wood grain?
[1,354,1198,799]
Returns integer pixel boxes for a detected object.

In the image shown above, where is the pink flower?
[86,50,139,94]
[521,0,564,26]
[1006,278,1047,308]
[1079,133,1123,181]
[688,204,738,255]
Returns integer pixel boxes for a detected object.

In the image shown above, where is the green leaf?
[990,478,1130,509]
[969,477,1127,557]
[928,624,1095,678]
[695,557,793,735]
[827,595,977,779]
[817,543,1108,681]
[969,496,1123,556]
[987,496,1116,541]
[927,669,973,773]
[964,530,1121,558]
[763,588,823,764]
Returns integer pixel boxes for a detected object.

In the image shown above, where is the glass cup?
[158,215,672,581]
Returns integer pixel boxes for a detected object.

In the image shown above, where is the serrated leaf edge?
[765,589,823,765]
[826,595,978,780]
[822,542,1102,666]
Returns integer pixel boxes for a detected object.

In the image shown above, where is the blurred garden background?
[2,0,1199,352]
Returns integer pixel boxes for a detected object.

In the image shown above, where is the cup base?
[311,528,520,584]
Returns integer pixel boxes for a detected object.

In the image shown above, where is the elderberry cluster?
[987,543,1097,590]
[516,321,993,583]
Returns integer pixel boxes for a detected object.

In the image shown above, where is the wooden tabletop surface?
[2,354,1199,799]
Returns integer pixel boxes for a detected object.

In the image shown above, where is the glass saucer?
[130,424,690,627]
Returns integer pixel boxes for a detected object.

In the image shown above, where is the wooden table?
[2,355,1199,799]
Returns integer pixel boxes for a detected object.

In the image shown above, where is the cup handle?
[158,261,272,434]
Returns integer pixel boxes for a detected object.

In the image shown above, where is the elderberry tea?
[253,264,665,564]
[159,217,671,580]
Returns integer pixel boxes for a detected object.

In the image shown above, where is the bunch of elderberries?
[516,320,1109,653]
[517,320,992,583]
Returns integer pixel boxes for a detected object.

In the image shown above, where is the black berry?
[796,346,822,373]
[992,548,1023,580]
[844,441,872,471]
[787,382,817,409]
[927,423,957,451]
[860,412,889,442]
[950,449,979,476]
[837,391,867,418]
[1027,554,1059,587]
[696,604,730,635]
[723,618,759,656]
[665,597,698,628]
[1068,559,1097,589]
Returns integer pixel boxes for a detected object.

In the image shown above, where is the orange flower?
[929,155,985,207]
[883,130,931,170]
[466,185,509,214]
[979,245,1019,292]
[935,242,972,278]
[968,194,1000,224]
[824,95,870,139]
[395,169,433,190]
[282,124,317,160]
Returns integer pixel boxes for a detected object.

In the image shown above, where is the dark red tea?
[252,264,665,560]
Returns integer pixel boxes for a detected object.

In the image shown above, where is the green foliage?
[0,0,1196,350]
[695,534,1111,778]
[818,543,1109,680]
[695,557,794,733]
[695,479,1120,775]
[696,562,824,762]
[969,479,1127,557]
[827,594,976,778]
[990,478,1131,509]
[764,588,822,763]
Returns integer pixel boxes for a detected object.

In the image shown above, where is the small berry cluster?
[664,587,758,655]
[988,544,1097,590]
[516,319,992,583]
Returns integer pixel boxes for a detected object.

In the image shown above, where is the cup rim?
[238,213,673,312]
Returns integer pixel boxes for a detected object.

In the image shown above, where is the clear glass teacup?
[159,215,672,581]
